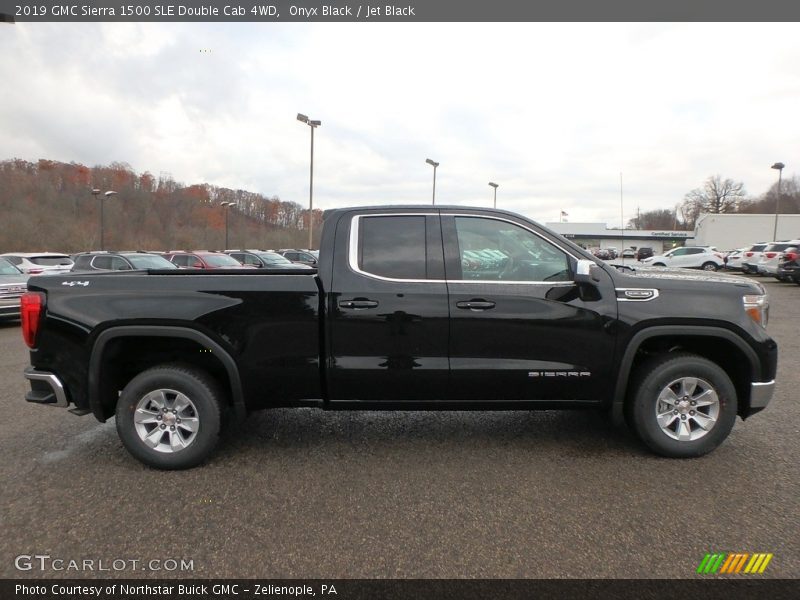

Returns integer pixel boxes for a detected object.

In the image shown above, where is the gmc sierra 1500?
[21,206,777,469]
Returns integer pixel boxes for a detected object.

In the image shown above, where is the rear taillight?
[745,252,753,257]
[28,268,44,275]
[765,252,777,259]
[21,292,44,349]
[785,252,799,262]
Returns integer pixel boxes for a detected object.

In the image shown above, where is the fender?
[88,325,246,422]
[611,325,759,425]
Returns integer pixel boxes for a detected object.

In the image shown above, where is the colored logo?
[697,553,773,574]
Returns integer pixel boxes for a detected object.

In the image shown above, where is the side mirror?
[574,259,601,284]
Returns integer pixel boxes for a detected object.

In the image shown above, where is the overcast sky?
[2,22,798,225]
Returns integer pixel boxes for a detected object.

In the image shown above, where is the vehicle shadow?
[217,407,644,460]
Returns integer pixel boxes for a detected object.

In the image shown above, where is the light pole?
[92,189,118,250]
[771,162,785,241]
[221,202,234,249]
[488,182,498,209]
[297,113,321,250]
[426,158,439,204]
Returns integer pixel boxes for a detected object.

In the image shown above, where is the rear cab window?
[355,215,428,280]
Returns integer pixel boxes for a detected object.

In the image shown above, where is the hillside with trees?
[0,159,323,253]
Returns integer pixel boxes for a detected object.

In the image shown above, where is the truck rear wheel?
[628,353,737,458]
[115,364,223,469]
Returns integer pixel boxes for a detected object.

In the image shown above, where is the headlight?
[743,294,769,328]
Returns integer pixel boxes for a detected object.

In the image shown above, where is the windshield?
[30,255,73,266]
[0,258,22,275]
[203,254,243,267]
[256,252,294,265]
[126,254,177,269]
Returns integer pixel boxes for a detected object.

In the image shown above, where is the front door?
[442,213,618,402]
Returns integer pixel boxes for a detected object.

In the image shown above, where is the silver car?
[0,258,29,320]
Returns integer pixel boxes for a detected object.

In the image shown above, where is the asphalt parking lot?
[0,275,798,579]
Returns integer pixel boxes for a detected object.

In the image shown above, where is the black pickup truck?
[21,206,777,469]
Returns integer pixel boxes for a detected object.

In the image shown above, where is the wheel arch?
[88,326,245,423]
[612,326,759,425]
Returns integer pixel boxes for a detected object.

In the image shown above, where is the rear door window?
[357,215,427,280]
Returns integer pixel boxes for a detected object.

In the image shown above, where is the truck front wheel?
[115,365,223,469]
[628,353,737,458]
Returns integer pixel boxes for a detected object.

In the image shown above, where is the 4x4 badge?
[61,281,90,287]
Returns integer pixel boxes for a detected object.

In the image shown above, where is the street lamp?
[771,162,785,241]
[91,189,118,250]
[488,182,499,209]
[297,113,321,250]
[221,202,234,249]
[426,158,439,205]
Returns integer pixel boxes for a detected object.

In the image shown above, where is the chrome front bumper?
[750,380,775,409]
[24,367,69,407]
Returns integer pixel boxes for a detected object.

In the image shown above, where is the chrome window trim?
[348,212,581,285]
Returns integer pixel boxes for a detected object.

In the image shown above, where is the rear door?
[442,212,618,402]
[327,211,450,402]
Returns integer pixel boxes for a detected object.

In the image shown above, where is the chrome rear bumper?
[24,367,69,407]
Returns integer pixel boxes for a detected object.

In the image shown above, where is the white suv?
[741,242,770,274]
[641,246,725,271]
[756,241,800,277]
[0,253,74,275]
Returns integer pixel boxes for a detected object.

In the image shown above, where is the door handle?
[456,300,496,311]
[339,299,379,309]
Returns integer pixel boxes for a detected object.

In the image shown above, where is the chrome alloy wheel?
[655,377,720,442]
[133,389,200,453]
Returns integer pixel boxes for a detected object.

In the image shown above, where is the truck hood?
[610,265,766,294]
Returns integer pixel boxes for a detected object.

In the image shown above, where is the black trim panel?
[611,325,760,424]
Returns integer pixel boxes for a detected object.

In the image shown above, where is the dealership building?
[545,222,693,254]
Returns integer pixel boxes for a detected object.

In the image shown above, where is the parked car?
[622,248,636,259]
[635,247,654,261]
[0,252,73,275]
[741,242,770,274]
[21,205,775,469]
[71,251,177,272]
[593,249,611,260]
[641,246,725,271]
[0,258,29,320]
[605,247,618,260]
[776,247,800,283]
[275,249,319,267]
[163,251,254,269]
[224,249,312,270]
[724,248,748,271]
[755,241,800,278]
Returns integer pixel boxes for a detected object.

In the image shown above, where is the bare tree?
[685,175,746,213]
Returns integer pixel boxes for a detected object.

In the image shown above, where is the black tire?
[627,353,737,458]
[116,364,223,469]
[701,262,718,271]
